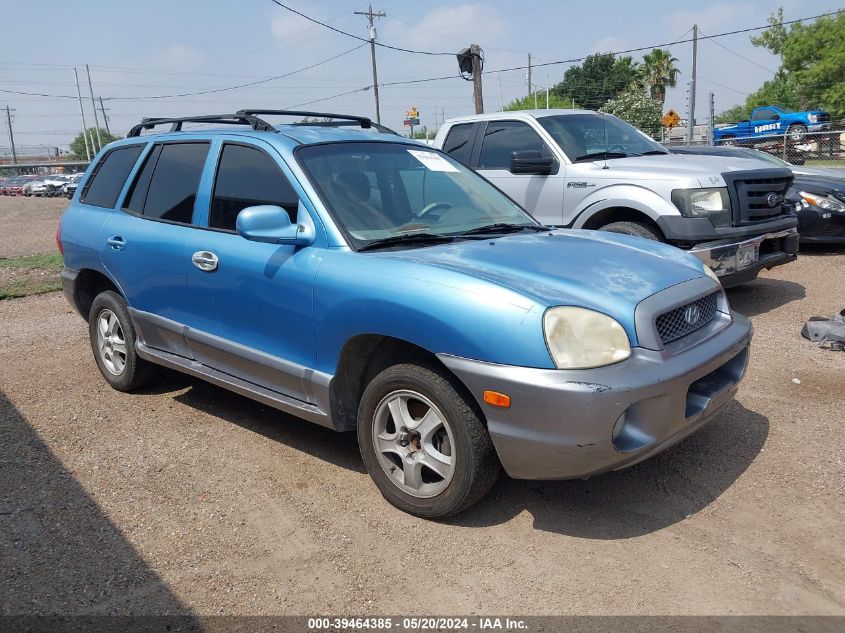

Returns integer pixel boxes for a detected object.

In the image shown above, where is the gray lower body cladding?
[438,313,753,480]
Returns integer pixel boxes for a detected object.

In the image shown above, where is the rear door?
[473,120,566,225]
[99,139,212,357]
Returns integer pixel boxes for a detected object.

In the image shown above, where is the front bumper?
[438,313,752,480]
[689,228,799,287]
[797,206,845,242]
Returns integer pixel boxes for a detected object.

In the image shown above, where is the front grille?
[817,113,830,123]
[724,169,793,225]
[655,292,718,345]
[821,216,845,238]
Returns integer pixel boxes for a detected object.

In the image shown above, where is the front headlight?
[671,187,731,227]
[543,307,631,369]
[808,114,818,124]
[799,191,845,212]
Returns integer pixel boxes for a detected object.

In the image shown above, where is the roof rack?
[127,109,381,138]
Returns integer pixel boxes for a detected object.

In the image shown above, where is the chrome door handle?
[106,235,126,251]
[191,250,219,272]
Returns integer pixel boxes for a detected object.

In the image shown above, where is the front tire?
[88,291,157,392]
[357,363,500,518]
[788,124,807,142]
[599,220,661,241]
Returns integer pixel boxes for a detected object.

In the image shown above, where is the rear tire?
[88,291,157,392]
[357,363,500,519]
[599,220,661,241]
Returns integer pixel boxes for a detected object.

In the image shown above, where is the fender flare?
[570,185,680,229]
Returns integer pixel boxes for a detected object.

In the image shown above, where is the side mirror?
[510,150,555,175]
[772,114,780,121]
[236,205,315,246]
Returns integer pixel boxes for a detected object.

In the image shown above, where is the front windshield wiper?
[638,149,669,156]
[573,151,628,162]
[358,232,454,252]
[456,223,549,236]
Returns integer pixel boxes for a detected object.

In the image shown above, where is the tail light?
[56,220,64,256]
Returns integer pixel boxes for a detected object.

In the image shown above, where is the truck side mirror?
[510,150,556,175]
[772,114,780,121]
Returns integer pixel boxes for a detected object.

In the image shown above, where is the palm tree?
[641,48,680,107]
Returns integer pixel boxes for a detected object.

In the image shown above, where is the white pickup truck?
[433,109,800,286]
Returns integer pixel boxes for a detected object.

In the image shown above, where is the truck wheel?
[720,137,737,146]
[357,363,500,519]
[788,124,807,142]
[88,291,157,392]
[599,220,661,242]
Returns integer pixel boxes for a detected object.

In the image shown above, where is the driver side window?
[478,121,549,170]
[752,109,775,121]
[210,143,299,232]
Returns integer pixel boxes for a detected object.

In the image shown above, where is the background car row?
[0,173,82,198]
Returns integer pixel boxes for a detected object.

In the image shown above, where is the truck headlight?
[808,114,818,124]
[799,191,845,212]
[543,307,631,369]
[672,188,731,227]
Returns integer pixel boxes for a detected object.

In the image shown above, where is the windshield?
[537,113,666,161]
[297,142,541,249]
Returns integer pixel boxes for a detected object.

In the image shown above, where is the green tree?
[69,128,120,160]
[641,48,680,107]
[504,91,578,111]
[599,92,663,137]
[551,53,642,111]
[750,9,845,118]
[714,104,751,124]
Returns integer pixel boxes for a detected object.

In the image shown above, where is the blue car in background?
[714,105,831,145]
[58,109,752,518]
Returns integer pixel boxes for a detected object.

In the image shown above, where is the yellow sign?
[662,109,681,129]
[407,107,419,119]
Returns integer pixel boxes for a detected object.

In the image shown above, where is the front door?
[474,120,565,225]
[186,140,320,403]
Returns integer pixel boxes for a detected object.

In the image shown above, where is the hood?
[585,153,774,186]
[792,166,845,180]
[374,230,707,333]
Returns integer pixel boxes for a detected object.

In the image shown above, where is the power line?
[267,0,453,56]
[105,44,367,100]
[699,28,778,74]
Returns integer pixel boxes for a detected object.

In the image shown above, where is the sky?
[1,0,842,152]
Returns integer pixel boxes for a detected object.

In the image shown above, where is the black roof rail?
[127,114,258,137]
[127,109,379,138]
[236,109,373,129]
[289,119,398,135]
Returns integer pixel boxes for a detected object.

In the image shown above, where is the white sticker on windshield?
[407,149,459,172]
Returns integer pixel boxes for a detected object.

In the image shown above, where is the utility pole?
[471,44,484,114]
[527,53,532,99]
[98,96,111,136]
[355,4,386,124]
[86,64,102,150]
[686,24,698,144]
[498,75,504,111]
[73,68,91,161]
[4,106,16,165]
[708,91,715,145]
[546,74,550,109]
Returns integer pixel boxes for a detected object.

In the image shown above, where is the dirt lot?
[1,196,843,616]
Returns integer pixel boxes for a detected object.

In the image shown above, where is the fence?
[662,124,845,167]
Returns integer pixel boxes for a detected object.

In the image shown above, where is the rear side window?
[81,145,144,208]
[210,143,299,231]
[442,124,475,165]
[125,142,210,224]
[479,121,547,170]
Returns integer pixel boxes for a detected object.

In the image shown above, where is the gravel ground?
[0,196,843,616]
[0,195,66,258]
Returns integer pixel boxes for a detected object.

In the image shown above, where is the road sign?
[662,109,681,129]
[405,106,420,127]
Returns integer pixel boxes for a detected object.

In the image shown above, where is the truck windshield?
[537,113,667,162]
[296,142,543,250]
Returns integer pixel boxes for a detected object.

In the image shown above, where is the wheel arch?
[576,205,666,238]
[329,334,485,431]
[71,268,124,321]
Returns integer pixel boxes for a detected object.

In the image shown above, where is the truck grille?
[655,292,718,345]
[817,113,830,123]
[723,169,793,225]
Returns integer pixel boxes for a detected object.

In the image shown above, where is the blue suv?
[58,109,752,518]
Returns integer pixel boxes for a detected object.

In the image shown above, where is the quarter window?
[81,145,144,208]
[478,121,548,170]
[125,142,210,224]
[210,144,299,231]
